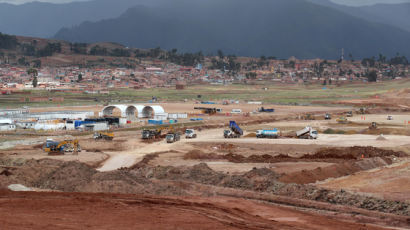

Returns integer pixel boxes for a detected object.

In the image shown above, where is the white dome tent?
[101,104,165,120]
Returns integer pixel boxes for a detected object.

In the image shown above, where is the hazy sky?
[1,0,410,5]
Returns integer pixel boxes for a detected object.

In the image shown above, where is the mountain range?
[54,0,410,59]
[309,0,410,32]
[1,0,410,59]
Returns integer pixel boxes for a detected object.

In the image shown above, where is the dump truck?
[224,121,243,138]
[296,126,318,139]
[166,132,181,143]
[43,139,81,155]
[256,129,279,138]
[142,129,162,139]
[93,131,114,140]
[185,129,197,139]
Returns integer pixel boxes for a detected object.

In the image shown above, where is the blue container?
[148,120,163,125]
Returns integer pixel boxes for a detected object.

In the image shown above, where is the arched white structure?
[102,105,129,117]
[102,104,165,119]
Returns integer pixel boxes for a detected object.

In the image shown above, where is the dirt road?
[0,190,389,230]
[97,139,192,171]
[189,128,410,148]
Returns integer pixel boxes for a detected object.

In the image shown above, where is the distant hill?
[54,0,410,59]
[0,0,160,38]
[309,0,410,32]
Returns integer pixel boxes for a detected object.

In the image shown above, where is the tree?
[78,73,83,82]
[27,68,38,77]
[245,72,257,79]
[0,32,19,49]
[32,59,41,68]
[367,71,377,82]
[217,49,224,59]
[32,76,38,88]
[18,57,27,66]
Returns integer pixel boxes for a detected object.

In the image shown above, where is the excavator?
[93,131,114,141]
[43,139,81,155]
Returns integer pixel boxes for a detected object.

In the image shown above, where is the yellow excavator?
[336,116,348,124]
[43,139,81,155]
[93,131,114,140]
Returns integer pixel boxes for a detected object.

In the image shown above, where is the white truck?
[296,126,318,139]
[185,129,197,139]
[256,129,279,138]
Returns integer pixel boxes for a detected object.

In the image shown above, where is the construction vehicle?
[224,121,243,138]
[337,116,348,124]
[357,107,367,115]
[387,115,393,120]
[324,113,331,120]
[185,129,197,139]
[256,129,279,138]
[194,107,221,115]
[303,114,315,120]
[369,122,377,130]
[142,129,162,139]
[93,131,114,140]
[346,111,353,117]
[296,126,318,139]
[166,132,181,143]
[43,139,81,155]
[258,107,275,113]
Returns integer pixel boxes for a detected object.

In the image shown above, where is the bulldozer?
[93,131,114,141]
[43,139,81,155]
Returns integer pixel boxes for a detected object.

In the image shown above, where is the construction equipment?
[303,114,315,120]
[142,129,162,139]
[387,115,393,120]
[296,127,318,139]
[185,129,197,139]
[43,139,81,155]
[166,132,181,143]
[369,122,377,130]
[258,107,275,113]
[194,107,219,115]
[324,113,331,120]
[93,131,114,140]
[224,121,243,138]
[357,107,367,115]
[346,111,353,117]
[337,116,348,124]
[256,129,279,138]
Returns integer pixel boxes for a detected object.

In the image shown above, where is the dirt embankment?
[0,158,409,219]
[185,146,406,162]
[183,146,407,186]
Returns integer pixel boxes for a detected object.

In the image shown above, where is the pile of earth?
[311,146,406,159]
[184,146,406,163]
[0,158,409,216]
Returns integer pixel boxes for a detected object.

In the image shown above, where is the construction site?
[1,86,410,229]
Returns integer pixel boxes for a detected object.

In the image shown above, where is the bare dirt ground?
[0,190,391,230]
[2,101,410,229]
[318,159,410,202]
